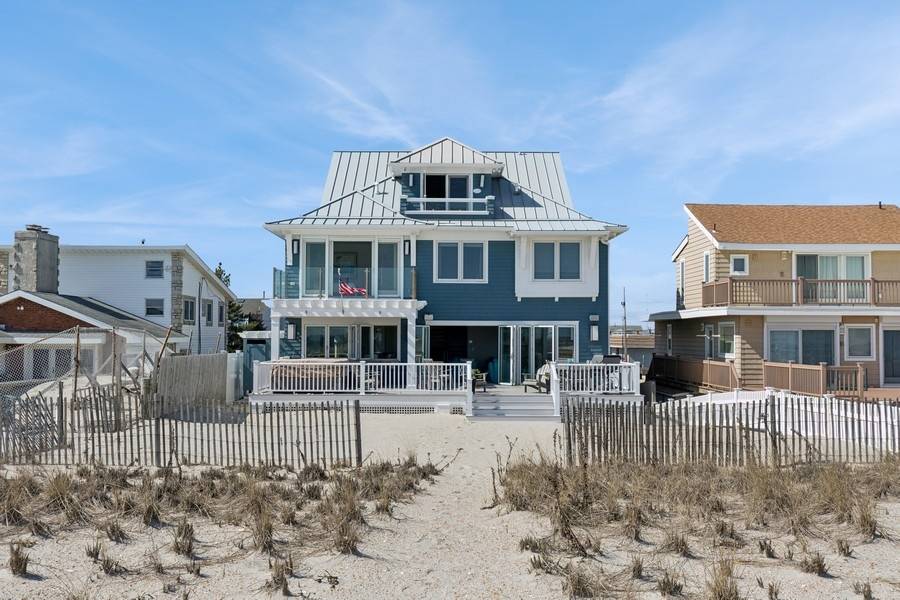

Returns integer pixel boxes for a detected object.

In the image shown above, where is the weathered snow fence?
[563,391,899,467]
[0,384,362,469]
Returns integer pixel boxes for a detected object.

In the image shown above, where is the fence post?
[57,381,65,446]
[563,396,573,465]
[767,388,779,467]
[353,399,363,466]
[359,360,367,396]
[252,360,260,394]
[787,361,794,392]
[550,362,561,418]
[631,362,641,395]
[856,363,864,401]
[819,362,828,395]
[153,395,162,467]
[465,361,473,416]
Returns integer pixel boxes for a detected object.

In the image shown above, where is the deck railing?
[701,277,900,307]
[763,361,864,399]
[253,360,471,395]
[553,363,642,394]
[649,354,741,391]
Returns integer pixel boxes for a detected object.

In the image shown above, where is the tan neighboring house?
[649,203,900,397]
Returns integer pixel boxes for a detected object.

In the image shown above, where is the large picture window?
[767,327,836,365]
[435,241,487,282]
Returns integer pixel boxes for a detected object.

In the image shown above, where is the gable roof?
[267,137,625,235]
[0,290,186,339]
[686,203,900,245]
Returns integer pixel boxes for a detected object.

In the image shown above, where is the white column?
[271,316,281,361]
[406,314,417,389]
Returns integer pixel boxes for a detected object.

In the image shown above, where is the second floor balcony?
[701,277,900,308]
[274,266,417,300]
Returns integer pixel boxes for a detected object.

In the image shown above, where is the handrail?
[253,360,470,395]
[700,277,900,307]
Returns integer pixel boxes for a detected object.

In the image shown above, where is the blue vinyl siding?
[412,240,609,360]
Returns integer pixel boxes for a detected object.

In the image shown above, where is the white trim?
[530,240,583,282]
[718,321,736,359]
[729,254,749,276]
[433,241,489,283]
[880,325,900,387]
[671,234,689,261]
[721,243,900,252]
[763,322,840,366]
[683,205,721,248]
[844,324,876,362]
[650,305,900,321]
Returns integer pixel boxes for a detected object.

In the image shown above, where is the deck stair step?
[470,393,557,419]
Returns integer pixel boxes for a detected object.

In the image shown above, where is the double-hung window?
[183,297,196,324]
[218,302,225,326]
[435,242,487,282]
[145,260,164,278]
[703,251,711,283]
[718,322,735,357]
[204,300,213,326]
[533,241,581,281]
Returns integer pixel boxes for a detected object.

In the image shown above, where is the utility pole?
[621,287,628,361]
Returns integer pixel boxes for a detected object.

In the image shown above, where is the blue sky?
[3,2,900,325]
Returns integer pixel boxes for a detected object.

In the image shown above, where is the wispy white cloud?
[558,12,900,195]
[0,126,113,181]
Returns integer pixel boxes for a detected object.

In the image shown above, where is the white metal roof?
[267,137,626,236]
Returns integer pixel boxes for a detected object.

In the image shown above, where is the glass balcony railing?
[272,267,285,299]
[300,267,417,299]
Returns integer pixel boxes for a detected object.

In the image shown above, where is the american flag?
[338,280,367,297]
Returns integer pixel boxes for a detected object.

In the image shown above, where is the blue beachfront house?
[253,138,631,411]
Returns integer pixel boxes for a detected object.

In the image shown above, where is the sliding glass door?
[498,326,514,385]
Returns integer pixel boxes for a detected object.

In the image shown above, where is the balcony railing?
[298,267,418,299]
[701,278,900,307]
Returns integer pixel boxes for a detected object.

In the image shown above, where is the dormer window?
[425,174,469,199]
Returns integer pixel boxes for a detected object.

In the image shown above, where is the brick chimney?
[12,224,59,294]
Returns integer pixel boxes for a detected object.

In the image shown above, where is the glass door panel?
[519,326,531,382]
[330,326,349,358]
[818,256,839,301]
[796,254,818,302]
[498,326,513,384]
[304,242,326,296]
[305,326,326,357]
[557,326,576,363]
[533,326,554,373]
[377,242,399,297]
[360,326,373,359]
[845,256,866,301]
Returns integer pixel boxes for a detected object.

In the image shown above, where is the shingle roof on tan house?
[685,203,900,245]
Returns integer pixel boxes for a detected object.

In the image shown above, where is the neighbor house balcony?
[701,278,900,307]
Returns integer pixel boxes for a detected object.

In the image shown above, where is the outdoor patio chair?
[472,370,487,392]
[524,364,551,393]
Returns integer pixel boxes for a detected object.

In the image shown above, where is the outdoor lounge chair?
[523,363,551,393]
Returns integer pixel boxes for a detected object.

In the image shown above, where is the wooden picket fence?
[0,384,362,469]
[563,393,900,467]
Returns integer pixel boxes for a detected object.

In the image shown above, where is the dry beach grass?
[0,453,441,598]
[494,434,900,598]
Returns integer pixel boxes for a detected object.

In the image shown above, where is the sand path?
[300,413,564,599]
